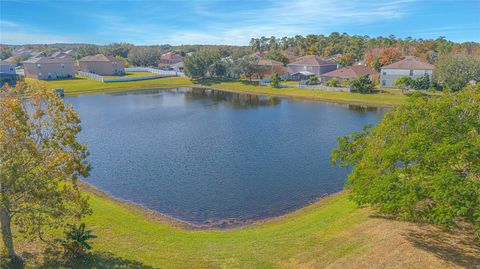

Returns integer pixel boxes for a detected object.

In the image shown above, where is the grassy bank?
[26,76,409,106]
[7,188,479,268]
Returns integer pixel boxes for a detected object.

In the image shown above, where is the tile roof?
[321,65,378,78]
[22,57,74,64]
[382,56,434,70]
[288,55,335,66]
[78,54,118,62]
[161,52,183,61]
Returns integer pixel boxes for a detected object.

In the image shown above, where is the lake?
[66,88,386,226]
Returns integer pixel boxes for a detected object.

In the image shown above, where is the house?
[51,51,75,59]
[0,60,21,86]
[159,52,183,65]
[380,56,434,87]
[287,55,337,80]
[255,59,287,78]
[171,61,184,72]
[320,65,378,84]
[77,54,125,76]
[0,60,16,74]
[22,57,75,80]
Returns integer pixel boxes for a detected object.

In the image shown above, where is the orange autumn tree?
[0,83,90,264]
[365,48,402,70]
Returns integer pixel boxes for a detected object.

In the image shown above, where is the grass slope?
[8,189,479,268]
[26,76,408,106]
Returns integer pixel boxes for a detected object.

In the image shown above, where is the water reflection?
[67,88,385,226]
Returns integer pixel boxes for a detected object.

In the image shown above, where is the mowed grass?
[201,80,408,106]
[26,76,409,106]
[8,189,479,268]
[25,76,194,93]
[103,72,158,79]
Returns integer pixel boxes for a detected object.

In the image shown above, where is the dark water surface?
[66,88,386,225]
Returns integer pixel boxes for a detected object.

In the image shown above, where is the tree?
[115,55,130,68]
[208,61,227,78]
[233,57,262,81]
[394,75,413,93]
[434,53,480,91]
[270,73,281,88]
[307,76,319,85]
[57,223,97,259]
[326,78,339,87]
[365,48,402,70]
[102,43,133,58]
[127,47,162,67]
[0,83,91,263]
[331,84,480,236]
[77,45,100,59]
[336,53,356,67]
[183,48,222,79]
[350,75,374,93]
[0,48,12,60]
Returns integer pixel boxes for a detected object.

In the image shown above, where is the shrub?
[57,223,97,259]
[306,76,319,85]
[271,72,281,88]
[326,79,339,87]
[350,75,374,93]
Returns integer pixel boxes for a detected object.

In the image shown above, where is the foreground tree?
[434,53,480,91]
[0,83,91,263]
[331,84,480,236]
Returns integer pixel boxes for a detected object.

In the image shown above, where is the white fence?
[77,67,184,83]
[77,71,104,82]
[259,79,351,92]
[298,84,351,92]
[125,67,184,77]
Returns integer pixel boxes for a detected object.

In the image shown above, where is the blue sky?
[0,0,479,45]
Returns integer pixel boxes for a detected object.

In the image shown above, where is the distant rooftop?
[78,54,117,62]
[382,56,434,70]
[289,55,335,66]
[22,57,74,64]
[321,65,378,78]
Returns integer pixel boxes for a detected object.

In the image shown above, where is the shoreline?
[78,180,347,231]
[65,83,394,108]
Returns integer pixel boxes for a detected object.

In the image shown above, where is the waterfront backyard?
[7,88,478,268]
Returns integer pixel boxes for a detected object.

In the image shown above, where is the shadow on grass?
[36,251,157,269]
[404,224,480,269]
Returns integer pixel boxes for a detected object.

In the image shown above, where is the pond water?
[66,88,387,226]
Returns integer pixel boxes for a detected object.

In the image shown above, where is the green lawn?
[10,187,478,268]
[26,76,410,106]
[201,80,408,106]
[26,76,194,94]
[103,72,158,79]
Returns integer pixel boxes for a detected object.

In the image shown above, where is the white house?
[380,56,434,87]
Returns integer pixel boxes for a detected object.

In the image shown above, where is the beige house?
[77,54,125,76]
[22,57,75,80]
[287,55,337,80]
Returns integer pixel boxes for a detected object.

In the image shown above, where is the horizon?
[1,0,479,46]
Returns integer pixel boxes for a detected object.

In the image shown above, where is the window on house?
[382,80,386,86]
[37,64,41,68]
[61,64,65,69]
[382,71,386,75]
[409,70,414,76]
